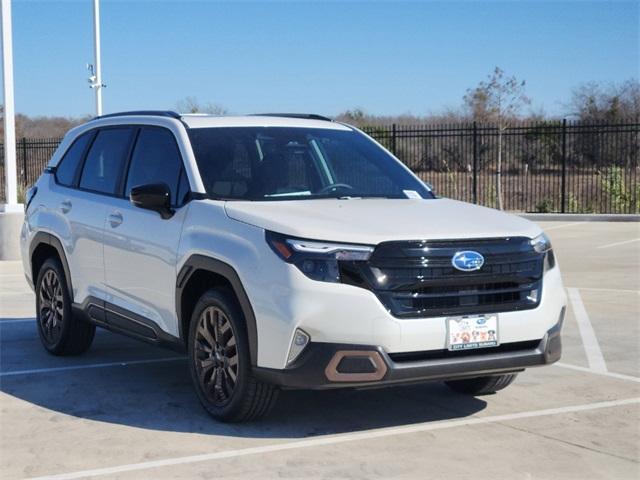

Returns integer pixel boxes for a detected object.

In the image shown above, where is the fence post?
[472,121,478,204]
[391,123,397,156]
[561,119,567,213]
[21,137,27,187]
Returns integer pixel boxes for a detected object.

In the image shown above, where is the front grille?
[340,237,544,318]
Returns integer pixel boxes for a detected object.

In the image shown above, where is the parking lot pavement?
[1,221,638,480]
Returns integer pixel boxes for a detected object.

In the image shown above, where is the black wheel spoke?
[198,323,215,349]
[194,305,238,407]
[38,268,65,345]
[225,364,237,384]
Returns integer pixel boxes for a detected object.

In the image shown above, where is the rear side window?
[79,128,133,195]
[55,132,93,187]
[125,127,185,205]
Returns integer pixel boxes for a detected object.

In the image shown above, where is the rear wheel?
[188,289,278,422]
[35,257,95,355]
[444,373,518,395]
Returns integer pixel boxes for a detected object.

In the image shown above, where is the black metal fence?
[1,120,638,213]
[363,120,639,213]
[0,138,62,203]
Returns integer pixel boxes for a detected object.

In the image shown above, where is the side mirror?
[130,183,174,219]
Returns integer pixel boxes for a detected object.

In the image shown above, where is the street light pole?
[1,0,19,211]
[92,0,103,116]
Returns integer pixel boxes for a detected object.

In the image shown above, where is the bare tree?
[335,107,468,127]
[464,67,530,210]
[567,79,640,122]
[175,96,227,115]
[0,105,88,142]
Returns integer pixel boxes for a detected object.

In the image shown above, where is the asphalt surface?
[0,220,638,480]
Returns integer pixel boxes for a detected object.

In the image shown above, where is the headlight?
[530,232,552,253]
[266,231,374,283]
[531,232,556,271]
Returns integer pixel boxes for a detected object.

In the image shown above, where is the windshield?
[187,126,434,201]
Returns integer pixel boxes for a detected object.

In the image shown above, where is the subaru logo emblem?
[451,251,484,272]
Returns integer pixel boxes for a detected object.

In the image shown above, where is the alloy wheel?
[38,269,64,343]
[194,306,239,406]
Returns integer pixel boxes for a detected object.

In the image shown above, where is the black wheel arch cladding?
[177,254,259,366]
[30,232,74,300]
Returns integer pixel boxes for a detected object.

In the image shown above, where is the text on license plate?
[447,315,499,351]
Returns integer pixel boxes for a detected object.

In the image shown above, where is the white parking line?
[0,318,35,324]
[542,222,585,231]
[25,397,640,480]
[567,288,608,373]
[0,357,185,377]
[565,286,640,295]
[555,362,640,383]
[596,237,640,249]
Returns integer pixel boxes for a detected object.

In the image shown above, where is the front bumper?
[253,309,563,390]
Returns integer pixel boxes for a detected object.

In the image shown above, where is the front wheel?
[444,373,518,395]
[188,289,278,422]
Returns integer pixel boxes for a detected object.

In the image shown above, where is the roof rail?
[94,110,182,120]
[251,113,333,122]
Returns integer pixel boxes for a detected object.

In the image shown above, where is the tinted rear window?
[79,128,133,195]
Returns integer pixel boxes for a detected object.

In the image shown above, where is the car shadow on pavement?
[1,324,488,439]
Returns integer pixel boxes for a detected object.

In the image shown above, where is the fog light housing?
[286,329,310,366]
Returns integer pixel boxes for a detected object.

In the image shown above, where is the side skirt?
[73,297,185,353]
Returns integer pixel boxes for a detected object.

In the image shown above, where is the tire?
[35,257,95,355]
[444,373,518,395]
[188,289,279,422]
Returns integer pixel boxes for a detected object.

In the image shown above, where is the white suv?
[21,111,566,422]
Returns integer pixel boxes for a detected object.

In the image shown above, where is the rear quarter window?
[55,132,94,187]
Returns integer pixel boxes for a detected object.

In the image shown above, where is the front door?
[102,126,190,337]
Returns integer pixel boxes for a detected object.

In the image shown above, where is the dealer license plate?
[447,315,499,351]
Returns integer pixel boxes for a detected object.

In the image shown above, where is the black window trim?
[121,124,190,208]
[76,125,139,199]
[52,123,195,207]
[118,126,142,198]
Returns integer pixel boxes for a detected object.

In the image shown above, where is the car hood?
[223,198,542,244]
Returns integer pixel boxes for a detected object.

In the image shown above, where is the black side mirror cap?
[129,183,174,219]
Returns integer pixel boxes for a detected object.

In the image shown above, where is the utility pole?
[1,0,19,211]
[88,0,104,116]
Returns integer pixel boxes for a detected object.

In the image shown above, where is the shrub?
[535,198,554,213]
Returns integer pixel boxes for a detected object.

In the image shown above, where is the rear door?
[102,126,190,337]
[49,127,134,304]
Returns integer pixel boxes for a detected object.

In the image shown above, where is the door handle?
[108,212,123,227]
[60,200,72,214]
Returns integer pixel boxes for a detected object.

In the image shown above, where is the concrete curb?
[519,213,640,222]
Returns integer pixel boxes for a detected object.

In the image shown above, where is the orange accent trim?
[325,350,387,382]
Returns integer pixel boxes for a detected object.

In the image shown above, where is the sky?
[3,0,639,118]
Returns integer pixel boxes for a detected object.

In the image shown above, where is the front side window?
[56,131,94,187]
[79,128,133,195]
[187,127,433,201]
[125,127,186,206]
